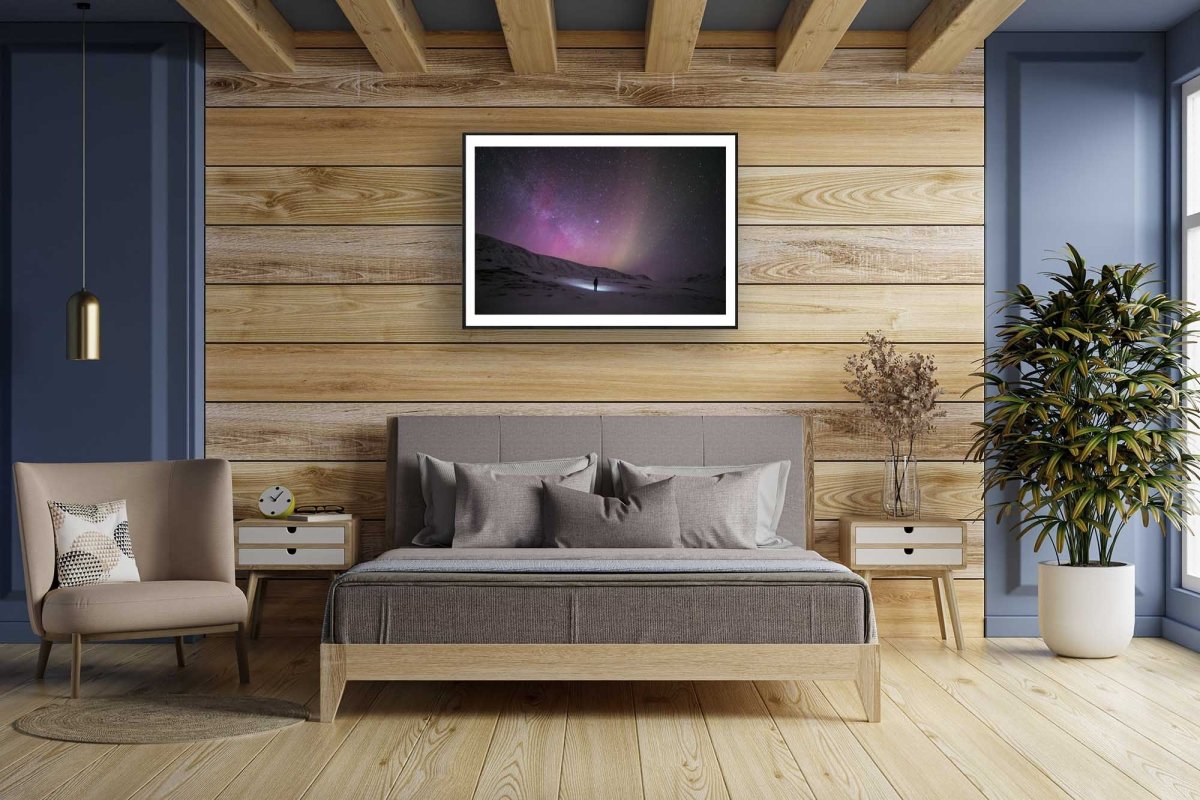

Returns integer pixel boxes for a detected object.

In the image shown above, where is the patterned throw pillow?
[47,500,141,588]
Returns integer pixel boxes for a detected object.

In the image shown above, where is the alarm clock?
[258,485,295,519]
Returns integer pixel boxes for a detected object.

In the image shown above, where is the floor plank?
[124,637,320,800]
[890,638,1157,800]
[472,682,569,800]
[558,682,644,800]
[693,681,815,800]
[633,681,729,800]
[756,680,899,799]
[956,639,1200,799]
[993,637,1200,770]
[386,682,514,800]
[874,641,1070,799]
[301,681,440,800]
[817,680,984,800]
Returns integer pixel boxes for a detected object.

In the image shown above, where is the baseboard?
[986,615,1163,637]
[1163,617,1200,652]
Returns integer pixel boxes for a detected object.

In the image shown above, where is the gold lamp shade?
[67,289,100,360]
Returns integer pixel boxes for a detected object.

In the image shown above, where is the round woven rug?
[14,695,309,743]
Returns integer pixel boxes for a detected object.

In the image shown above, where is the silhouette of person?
[593,277,599,292]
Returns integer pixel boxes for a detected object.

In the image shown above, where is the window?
[1183,75,1200,592]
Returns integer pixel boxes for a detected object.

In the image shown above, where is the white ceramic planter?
[1038,561,1135,658]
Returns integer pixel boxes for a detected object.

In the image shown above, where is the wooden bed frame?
[319,641,880,722]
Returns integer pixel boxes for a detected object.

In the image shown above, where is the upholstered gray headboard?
[385,416,814,549]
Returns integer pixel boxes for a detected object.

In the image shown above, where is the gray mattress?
[323,548,875,645]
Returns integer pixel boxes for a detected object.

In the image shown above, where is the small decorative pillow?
[48,500,141,588]
[452,461,597,548]
[617,462,761,549]
[544,478,681,549]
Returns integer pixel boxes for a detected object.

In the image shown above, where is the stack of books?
[286,511,352,522]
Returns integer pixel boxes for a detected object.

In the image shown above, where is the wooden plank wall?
[204,40,985,637]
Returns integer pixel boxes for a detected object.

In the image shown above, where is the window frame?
[1182,74,1200,593]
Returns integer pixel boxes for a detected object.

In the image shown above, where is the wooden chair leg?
[70,634,82,699]
[245,571,263,640]
[175,636,187,668]
[36,639,52,680]
[235,623,250,684]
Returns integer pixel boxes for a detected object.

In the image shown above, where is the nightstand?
[839,516,967,650]
[235,517,360,638]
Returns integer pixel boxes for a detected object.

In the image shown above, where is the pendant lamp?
[67,1,98,361]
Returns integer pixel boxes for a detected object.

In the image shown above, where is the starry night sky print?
[473,145,727,281]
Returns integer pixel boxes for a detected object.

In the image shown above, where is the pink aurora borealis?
[472,145,727,281]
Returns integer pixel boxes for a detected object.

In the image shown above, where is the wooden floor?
[0,637,1197,799]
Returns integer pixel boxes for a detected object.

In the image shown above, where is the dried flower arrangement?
[843,332,946,516]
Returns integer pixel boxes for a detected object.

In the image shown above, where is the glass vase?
[882,456,920,518]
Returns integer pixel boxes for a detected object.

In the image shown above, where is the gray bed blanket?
[324,547,876,645]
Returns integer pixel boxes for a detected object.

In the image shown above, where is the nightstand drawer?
[238,547,347,567]
[854,547,964,567]
[237,525,346,545]
[854,525,964,545]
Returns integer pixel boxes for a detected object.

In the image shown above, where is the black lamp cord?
[78,2,88,291]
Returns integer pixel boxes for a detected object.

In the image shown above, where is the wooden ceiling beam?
[334,0,427,72]
[177,0,294,72]
[494,0,558,73]
[907,0,1024,72]
[645,0,708,73]
[776,0,870,72]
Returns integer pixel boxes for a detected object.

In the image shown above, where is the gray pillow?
[544,478,681,549]
[617,461,761,549]
[608,458,793,548]
[414,452,598,546]
[453,461,597,548]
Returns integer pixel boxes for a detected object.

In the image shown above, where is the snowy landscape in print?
[465,136,735,327]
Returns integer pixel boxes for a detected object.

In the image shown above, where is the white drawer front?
[855,525,962,545]
[238,525,345,545]
[855,547,963,566]
[238,547,347,567]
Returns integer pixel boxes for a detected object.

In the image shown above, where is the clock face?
[258,485,294,518]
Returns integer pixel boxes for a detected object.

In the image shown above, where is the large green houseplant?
[969,245,1200,656]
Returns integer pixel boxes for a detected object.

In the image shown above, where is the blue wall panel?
[0,23,203,641]
[985,32,1166,636]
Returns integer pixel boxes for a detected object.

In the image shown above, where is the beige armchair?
[12,459,249,697]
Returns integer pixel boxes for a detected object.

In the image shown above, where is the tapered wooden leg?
[319,644,346,723]
[245,571,264,640]
[235,623,250,684]
[941,570,964,651]
[932,576,947,640]
[70,634,82,699]
[857,644,881,722]
[175,636,187,668]
[36,640,52,680]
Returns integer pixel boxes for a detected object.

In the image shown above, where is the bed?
[319,415,879,722]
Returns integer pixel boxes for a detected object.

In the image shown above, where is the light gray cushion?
[414,452,598,546]
[617,462,760,549]
[453,461,598,548]
[608,458,793,548]
[544,479,681,549]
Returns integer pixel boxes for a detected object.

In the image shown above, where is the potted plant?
[844,332,946,518]
[969,245,1200,657]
